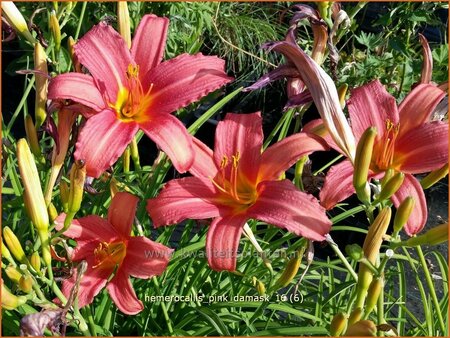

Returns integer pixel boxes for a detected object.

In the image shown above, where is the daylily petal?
[122,237,173,279]
[107,192,139,238]
[214,112,263,184]
[143,53,232,115]
[47,73,105,112]
[71,241,98,261]
[259,132,328,182]
[398,84,446,136]
[347,80,399,141]
[107,267,143,315]
[302,119,341,153]
[243,64,300,92]
[74,110,139,178]
[61,257,111,308]
[147,177,225,227]
[391,174,428,236]
[248,180,331,241]
[74,22,132,103]
[284,90,312,110]
[263,34,356,161]
[55,213,119,242]
[139,114,194,173]
[189,137,218,178]
[319,160,355,210]
[395,121,449,174]
[131,14,169,77]
[206,215,247,271]
[419,33,432,84]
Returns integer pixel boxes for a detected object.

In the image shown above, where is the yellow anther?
[127,64,139,78]
[220,156,228,168]
[232,151,241,168]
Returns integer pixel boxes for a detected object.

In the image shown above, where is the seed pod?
[19,275,33,293]
[30,252,41,272]
[330,312,348,336]
[34,43,48,128]
[421,164,448,189]
[377,172,404,202]
[345,320,377,336]
[5,266,22,284]
[3,227,27,264]
[393,196,415,234]
[1,282,27,310]
[353,127,377,204]
[365,277,383,316]
[348,307,363,326]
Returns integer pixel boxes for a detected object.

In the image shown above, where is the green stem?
[326,235,358,281]
[415,245,446,334]
[330,205,366,224]
[75,2,87,40]
[84,305,97,336]
[152,277,173,334]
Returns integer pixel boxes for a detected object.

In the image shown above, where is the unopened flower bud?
[49,10,61,53]
[345,244,363,261]
[19,275,33,293]
[353,127,377,204]
[402,223,448,247]
[68,160,86,213]
[393,196,415,234]
[347,307,363,326]
[330,312,348,336]
[256,280,266,296]
[34,43,48,128]
[345,319,377,336]
[365,277,383,316]
[377,172,404,202]
[337,84,348,109]
[380,169,395,188]
[24,115,41,158]
[1,2,35,44]
[117,2,131,48]
[60,180,69,213]
[30,252,41,272]
[67,36,82,72]
[3,227,27,264]
[2,240,13,262]
[5,266,22,284]
[274,252,302,289]
[47,203,58,223]
[1,282,27,310]
[421,164,448,190]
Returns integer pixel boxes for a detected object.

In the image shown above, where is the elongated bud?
[355,207,391,308]
[393,196,415,234]
[3,227,27,264]
[2,240,13,262]
[117,2,131,48]
[60,180,69,212]
[30,252,41,272]
[1,2,35,44]
[123,146,130,173]
[421,164,448,189]
[49,10,61,53]
[34,43,48,128]
[347,307,363,326]
[130,138,141,170]
[377,172,404,202]
[68,160,86,213]
[47,203,58,222]
[330,312,348,336]
[110,177,119,198]
[19,275,33,293]
[256,280,266,296]
[1,282,27,310]
[17,139,49,232]
[353,127,377,204]
[337,84,348,109]
[345,244,363,261]
[24,115,42,158]
[274,251,302,289]
[365,277,383,316]
[380,169,395,188]
[5,266,23,284]
[345,320,377,336]
[67,36,82,72]
[401,223,448,247]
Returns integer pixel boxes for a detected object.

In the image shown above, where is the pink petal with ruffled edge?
[107,192,139,238]
[391,174,428,236]
[259,132,328,182]
[74,110,138,178]
[131,14,169,77]
[47,73,105,112]
[54,213,119,242]
[213,112,263,185]
[206,215,247,271]
[302,119,341,153]
[147,177,226,227]
[122,237,173,279]
[319,160,356,210]
[107,267,143,315]
[398,84,445,136]
[248,180,331,241]
[395,121,449,174]
[143,53,233,115]
[347,80,399,142]
[74,22,132,103]
[139,114,194,173]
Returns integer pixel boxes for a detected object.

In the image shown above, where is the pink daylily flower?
[317,80,448,235]
[147,112,332,272]
[55,192,173,315]
[48,15,232,177]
